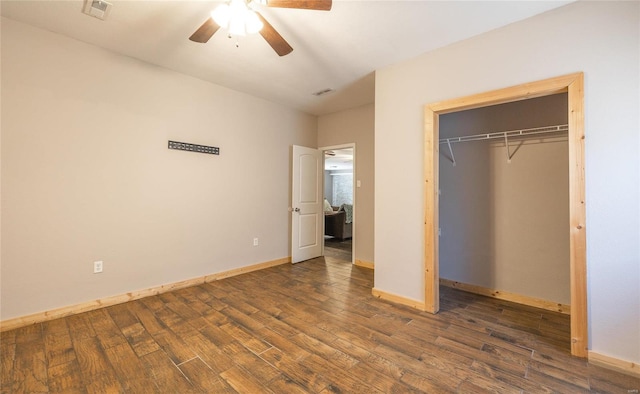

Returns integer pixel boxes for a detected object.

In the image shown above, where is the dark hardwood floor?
[323,237,351,262]
[1,254,638,393]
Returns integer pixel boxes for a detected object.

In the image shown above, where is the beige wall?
[0,18,317,320]
[374,1,639,364]
[318,104,374,264]
[439,94,569,304]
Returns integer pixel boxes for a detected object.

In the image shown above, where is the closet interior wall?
[439,93,570,305]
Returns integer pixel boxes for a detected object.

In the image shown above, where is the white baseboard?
[439,278,570,314]
[589,351,640,378]
[0,257,290,332]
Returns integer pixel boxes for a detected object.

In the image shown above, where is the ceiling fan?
[189,0,332,57]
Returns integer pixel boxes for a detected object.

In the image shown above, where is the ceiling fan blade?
[257,13,293,56]
[267,0,332,11]
[189,18,220,43]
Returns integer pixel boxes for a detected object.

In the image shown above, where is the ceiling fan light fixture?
[211,4,231,28]
[228,14,247,35]
[245,10,264,34]
[191,0,332,55]
[211,0,263,36]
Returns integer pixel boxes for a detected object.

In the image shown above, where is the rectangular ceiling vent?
[82,0,112,21]
[312,88,334,97]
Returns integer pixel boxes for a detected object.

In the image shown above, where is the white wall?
[318,104,375,264]
[324,170,333,204]
[375,1,639,364]
[440,139,570,303]
[328,169,353,207]
[0,18,317,320]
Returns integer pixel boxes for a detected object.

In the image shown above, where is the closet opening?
[423,73,587,358]
[439,93,570,313]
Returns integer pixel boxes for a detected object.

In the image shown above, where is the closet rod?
[439,124,568,145]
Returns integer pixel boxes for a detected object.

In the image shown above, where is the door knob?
[294,207,300,212]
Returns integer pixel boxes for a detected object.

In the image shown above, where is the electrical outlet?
[253,238,259,246]
[93,261,103,273]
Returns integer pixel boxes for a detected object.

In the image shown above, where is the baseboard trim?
[0,257,291,332]
[204,257,291,281]
[589,351,640,377]
[439,278,570,315]
[372,288,426,311]
[355,259,374,269]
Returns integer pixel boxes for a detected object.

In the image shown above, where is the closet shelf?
[439,124,568,145]
[439,124,568,166]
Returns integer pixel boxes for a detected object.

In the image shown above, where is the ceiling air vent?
[82,0,113,21]
[312,88,334,97]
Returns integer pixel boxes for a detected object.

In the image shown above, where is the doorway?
[423,73,587,358]
[321,144,355,265]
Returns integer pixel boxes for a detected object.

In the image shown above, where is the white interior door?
[291,145,322,263]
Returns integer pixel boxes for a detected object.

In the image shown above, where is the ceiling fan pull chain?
[226,34,240,48]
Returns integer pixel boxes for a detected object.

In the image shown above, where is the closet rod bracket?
[504,132,512,164]
[447,139,456,166]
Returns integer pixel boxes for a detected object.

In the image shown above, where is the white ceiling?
[0,0,572,116]
[325,148,353,170]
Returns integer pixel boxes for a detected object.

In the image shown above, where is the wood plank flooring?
[323,237,351,262]
[2,256,638,393]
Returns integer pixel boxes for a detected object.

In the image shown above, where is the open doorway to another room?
[323,147,354,264]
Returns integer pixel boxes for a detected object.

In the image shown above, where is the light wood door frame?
[423,73,587,358]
